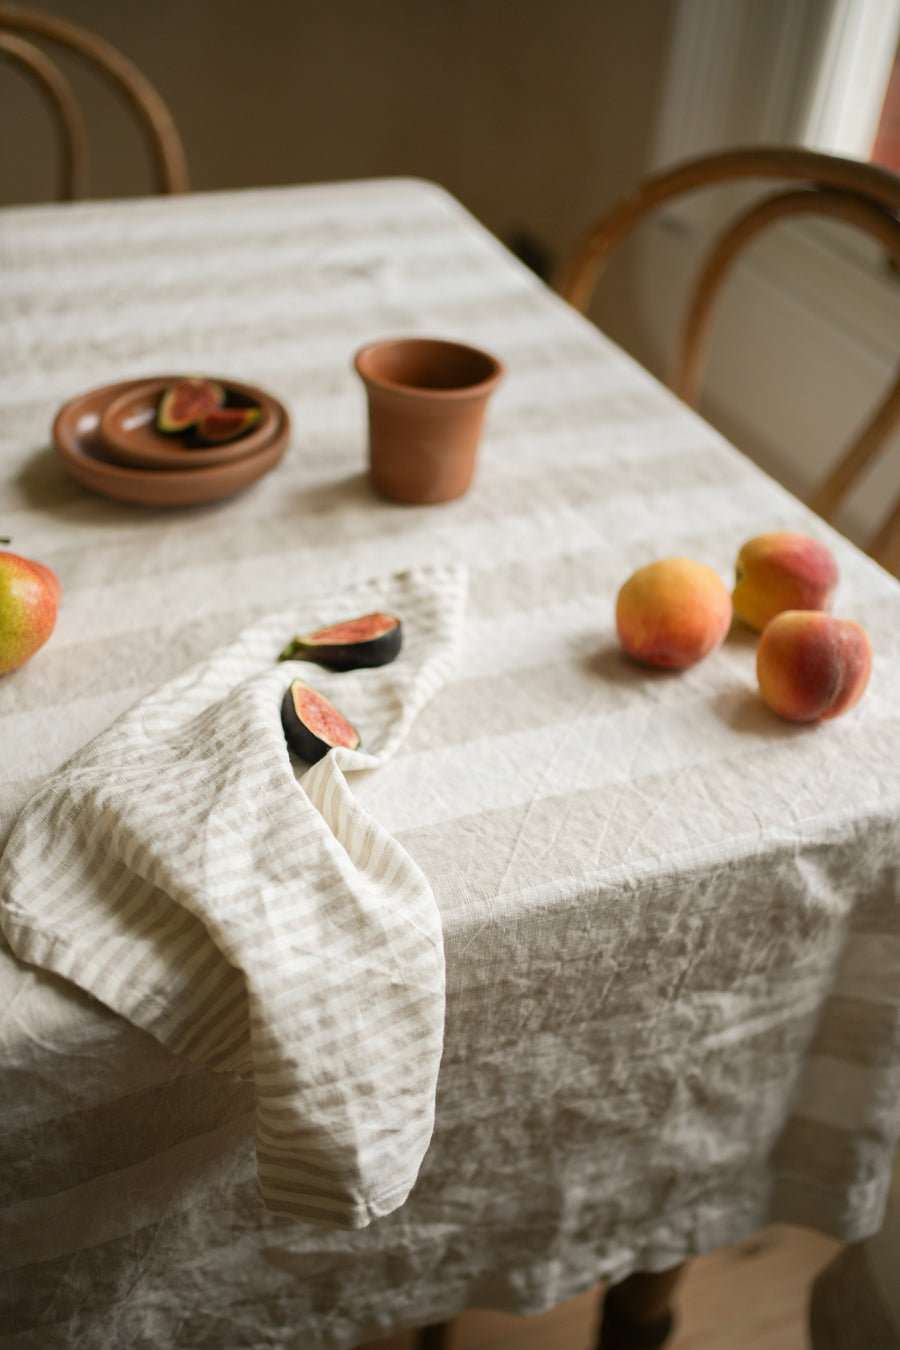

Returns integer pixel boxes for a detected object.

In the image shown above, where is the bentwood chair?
[0,1,188,199]
[558,146,900,576]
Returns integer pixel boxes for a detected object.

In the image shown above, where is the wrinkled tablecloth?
[1,178,900,1349]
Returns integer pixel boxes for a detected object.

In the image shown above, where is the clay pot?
[354,337,504,505]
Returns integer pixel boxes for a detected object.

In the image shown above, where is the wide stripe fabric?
[1,178,900,1347]
[0,564,466,1226]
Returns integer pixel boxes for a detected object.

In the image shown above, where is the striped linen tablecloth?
[1,178,900,1349]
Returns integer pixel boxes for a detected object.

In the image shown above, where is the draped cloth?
[0,564,466,1227]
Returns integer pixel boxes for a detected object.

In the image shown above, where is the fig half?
[195,406,260,444]
[156,378,225,434]
[278,612,402,670]
[281,679,360,763]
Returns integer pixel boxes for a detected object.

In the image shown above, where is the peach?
[615,557,732,669]
[733,531,838,631]
[756,610,872,722]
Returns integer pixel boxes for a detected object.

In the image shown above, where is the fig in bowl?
[98,377,277,470]
[194,406,260,444]
[156,377,225,434]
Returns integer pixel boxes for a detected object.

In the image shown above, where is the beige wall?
[1,0,673,348]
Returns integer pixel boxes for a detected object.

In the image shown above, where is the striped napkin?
[0,564,466,1228]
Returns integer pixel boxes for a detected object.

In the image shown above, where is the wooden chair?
[558,146,900,575]
[0,1,188,198]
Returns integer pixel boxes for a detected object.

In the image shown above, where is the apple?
[756,610,872,722]
[615,557,733,669]
[0,550,61,674]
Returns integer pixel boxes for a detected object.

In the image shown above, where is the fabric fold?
[0,563,467,1227]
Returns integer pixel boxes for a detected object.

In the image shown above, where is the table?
[1,178,900,1350]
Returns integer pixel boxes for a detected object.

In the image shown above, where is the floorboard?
[358,1224,842,1350]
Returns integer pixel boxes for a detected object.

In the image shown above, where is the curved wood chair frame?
[558,146,900,574]
[0,1,188,197]
[0,29,88,198]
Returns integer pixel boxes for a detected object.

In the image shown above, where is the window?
[871,40,900,172]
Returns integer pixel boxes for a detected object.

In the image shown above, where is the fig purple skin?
[281,679,360,763]
[156,378,224,434]
[279,612,402,671]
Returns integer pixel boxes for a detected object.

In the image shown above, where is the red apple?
[0,550,61,674]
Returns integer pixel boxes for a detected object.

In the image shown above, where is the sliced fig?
[195,406,261,444]
[278,612,402,670]
[156,378,225,434]
[281,679,360,763]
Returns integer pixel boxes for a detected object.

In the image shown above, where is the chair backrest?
[0,1,189,198]
[557,146,900,575]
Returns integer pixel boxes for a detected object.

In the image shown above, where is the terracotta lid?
[99,377,279,469]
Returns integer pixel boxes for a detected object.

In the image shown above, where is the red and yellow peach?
[616,557,732,669]
[756,610,872,722]
[733,531,838,632]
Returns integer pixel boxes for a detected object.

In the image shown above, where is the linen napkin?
[0,564,466,1228]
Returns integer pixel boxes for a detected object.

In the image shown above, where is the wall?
[1,0,673,351]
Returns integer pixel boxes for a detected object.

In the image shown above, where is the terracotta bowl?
[53,378,291,508]
[99,377,279,469]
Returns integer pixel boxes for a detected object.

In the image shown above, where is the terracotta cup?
[354,337,504,504]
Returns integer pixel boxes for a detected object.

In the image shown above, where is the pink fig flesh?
[281,679,360,763]
[195,406,260,444]
[279,613,402,670]
[156,378,225,434]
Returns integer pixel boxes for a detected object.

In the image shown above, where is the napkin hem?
[262,1174,424,1229]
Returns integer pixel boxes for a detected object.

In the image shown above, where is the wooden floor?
[360,1224,841,1350]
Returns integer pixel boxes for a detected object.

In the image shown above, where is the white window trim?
[801,0,900,157]
[653,0,900,169]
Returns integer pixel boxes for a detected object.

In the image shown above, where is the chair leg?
[597,1264,687,1349]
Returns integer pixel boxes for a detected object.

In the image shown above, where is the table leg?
[413,1323,452,1350]
[409,1264,688,1350]
[597,1263,687,1349]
